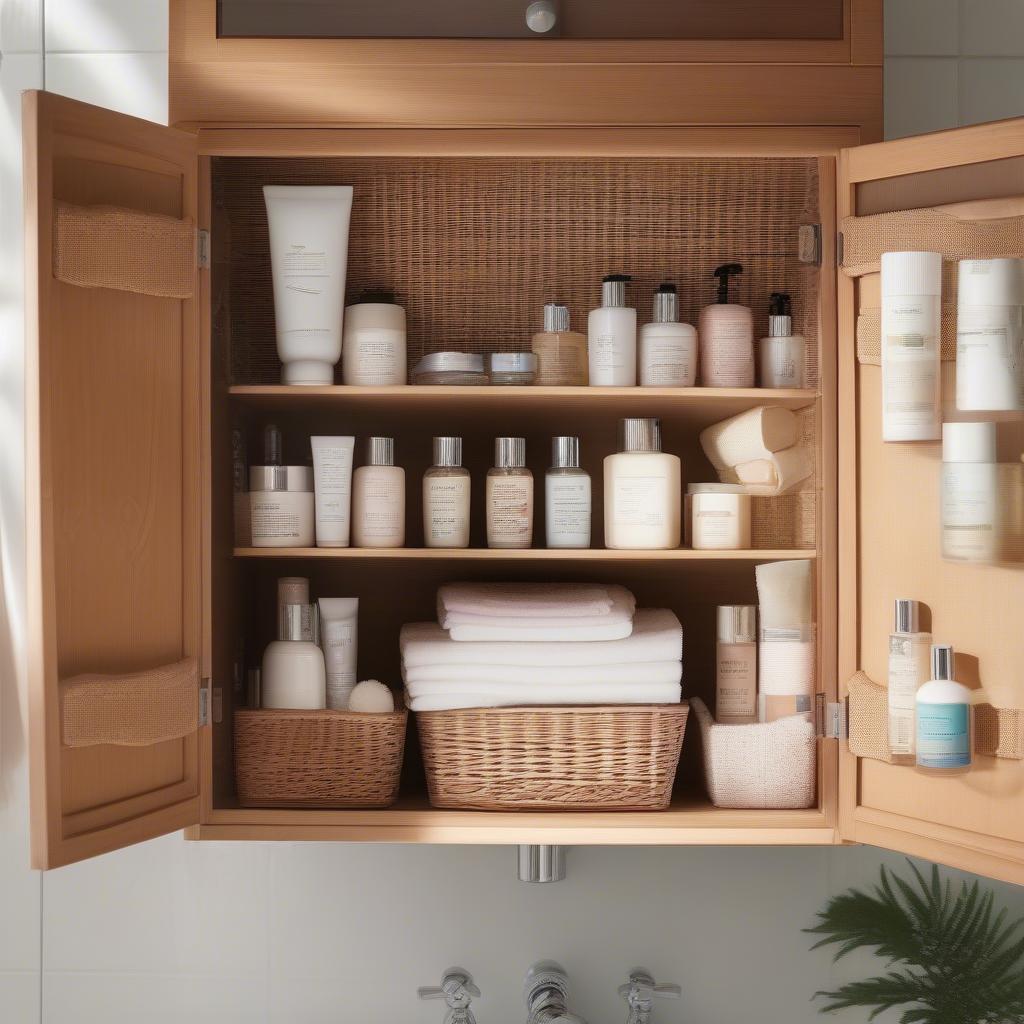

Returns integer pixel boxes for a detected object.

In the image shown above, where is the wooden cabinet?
[20,0,1024,885]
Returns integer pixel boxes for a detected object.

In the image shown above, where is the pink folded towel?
[438,582,621,619]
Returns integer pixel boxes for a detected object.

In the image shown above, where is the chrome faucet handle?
[419,968,481,1024]
[618,970,680,1022]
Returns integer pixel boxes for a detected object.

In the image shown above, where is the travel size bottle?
[545,436,591,549]
[639,283,698,387]
[588,274,637,386]
[532,303,588,386]
[916,644,972,773]
[716,605,757,724]
[758,292,806,388]
[351,436,405,547]
[487,437,533,548]
[888,598,931,759]
[423,436,471,549]
[698,263,754,387]
[603,417,681,549]
[942,422,999,564]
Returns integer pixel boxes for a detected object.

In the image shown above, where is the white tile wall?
[1,2,1024,1023]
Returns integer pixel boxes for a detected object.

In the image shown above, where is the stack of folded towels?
[400,582,683,711]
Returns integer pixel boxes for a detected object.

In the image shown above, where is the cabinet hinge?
[199,679,211,727]
[798,224,822,266]
[816,693,847,740]
[197,228,211,270]
[837,231,845,268]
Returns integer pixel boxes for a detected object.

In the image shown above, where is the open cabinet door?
[838,119,1024,885]
[24,92,203,869]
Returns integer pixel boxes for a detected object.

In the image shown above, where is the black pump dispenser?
[768,291,791,317]
[713,263,743,304]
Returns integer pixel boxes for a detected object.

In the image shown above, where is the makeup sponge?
[348,679,396,713]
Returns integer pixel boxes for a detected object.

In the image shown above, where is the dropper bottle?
[698,263,754,387]
[758,292,807,388]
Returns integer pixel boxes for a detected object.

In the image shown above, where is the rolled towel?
[440,585,637,631]
[438,582,617,618]
[404,659,682,689]
[401,609,682,668]
[407,680,682,712]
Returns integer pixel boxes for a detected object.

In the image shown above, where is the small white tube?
[263,185,354,386]
[311,436,355,547]
[318,597,359,710]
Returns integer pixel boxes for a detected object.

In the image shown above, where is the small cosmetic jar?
[249,466,315,547]
[686,483,752,550]
[488,352,538,386]
[412,352,489,386]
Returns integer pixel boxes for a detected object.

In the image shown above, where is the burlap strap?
[840,208,1024,278]
[61,657,199,747]
[846,671,1023,762]
[54,202,195,298]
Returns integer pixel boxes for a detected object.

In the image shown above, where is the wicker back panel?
[213,157,820,386]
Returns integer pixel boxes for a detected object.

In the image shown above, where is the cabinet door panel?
[24,91,202,869]
[838,119,1024,885]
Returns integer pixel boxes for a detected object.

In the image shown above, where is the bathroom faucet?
[419,967,481,1024]
[618,969,681,1024]
[524,961,588,1024]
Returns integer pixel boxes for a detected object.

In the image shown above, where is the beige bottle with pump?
[698,263,754,387]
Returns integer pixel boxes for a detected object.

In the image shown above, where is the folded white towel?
[405,660,682,689]
[444,586,636,641]
[407,680,682,712]
[401,609,683,668]
[438,582,617,618]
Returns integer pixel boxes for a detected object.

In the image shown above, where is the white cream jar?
[686,483,752,550]
[250,465,315,547]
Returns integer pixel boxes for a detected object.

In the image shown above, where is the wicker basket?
[416,703,688,811]
[234,708,407,808]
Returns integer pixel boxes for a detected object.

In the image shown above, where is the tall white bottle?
[880,251,942,442]
[588,274,637,386]
[916,644,972,773]
[942,422,998,564]
[545,436,591,549]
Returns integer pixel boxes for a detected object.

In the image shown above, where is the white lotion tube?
[318,598,359,710]
[263,185,353,385]
[311,436,355,547]
[880,251,942,442]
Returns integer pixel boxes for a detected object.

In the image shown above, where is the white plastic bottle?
[639,283,698,387]
[942,422,998,564]
[880,251,942,441]
[486,437,533,549]
[956,258,1024,412]
[261,603,327,709]
[352,437,406,547]
[588,274,637,386]
[887,598,931,759]
[758,292,806,388]
[916,644,971,773]
[545,436,591,549]
[603,417,681,549]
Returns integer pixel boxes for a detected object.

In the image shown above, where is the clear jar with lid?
[488,352,537,386]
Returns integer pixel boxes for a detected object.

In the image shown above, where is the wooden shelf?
[234,547,816,561]
[229,384,817,429]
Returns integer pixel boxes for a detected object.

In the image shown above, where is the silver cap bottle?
[618,417,662,453]
[894,598,920,634]
[494,436,527,469]
[432,436,463,468]
[931,643,954,681]
[551,436,580,469]
[282,603,319,645]
[366,436,395,467]
[652,283,679,324]
[717,605,756,644]
[601,274,631,308]
[544,303,570,332]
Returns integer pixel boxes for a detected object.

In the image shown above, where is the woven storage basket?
[416,703,688,811]
[234,708,407,808]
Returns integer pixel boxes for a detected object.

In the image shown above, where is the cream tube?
[318,597,359,710]
[311,436,355,547]
[263,185,353,386]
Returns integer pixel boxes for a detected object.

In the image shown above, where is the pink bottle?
[698,263,755,387]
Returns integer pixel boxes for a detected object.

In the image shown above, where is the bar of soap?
[349,679,396,713]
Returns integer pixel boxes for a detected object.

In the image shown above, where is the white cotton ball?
[348,679,395,713]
